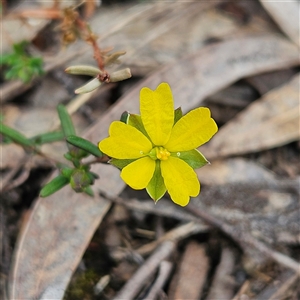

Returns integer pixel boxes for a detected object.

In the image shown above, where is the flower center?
[149,146,170,161]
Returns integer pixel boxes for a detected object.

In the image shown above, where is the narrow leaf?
[40,175,69,197]
[171,149,208,169]
[110,68,132,82]
[146,161,166,201]
[67,135,103,157]
[109,158,136,170]
[64,152,73,161]
[174,107,183,124]
[0,123,34,148]
[65,65,101,77]
[127,113,150,139]
[75,78,101,94]
[84,186,94,197]
[120,111,130,124]
[60,167,74,179]
[57,104,76,137]
[30,131,64,145]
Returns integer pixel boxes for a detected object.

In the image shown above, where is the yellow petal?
[99,121,152,159]
[160,156,200,206]
[165,107,218,152]
[140,83,174,145]
[121,157,156,189]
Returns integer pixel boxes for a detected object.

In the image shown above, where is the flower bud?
[65,65,101,77]
[110,68,132,82]
[75,78,102,94]
[70,169,92,193]
[68,145,89,159]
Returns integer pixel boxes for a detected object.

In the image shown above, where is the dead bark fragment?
[168,242,209,300]
[206,247,236,300]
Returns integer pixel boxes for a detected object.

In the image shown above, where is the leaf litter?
[1,1,300,299]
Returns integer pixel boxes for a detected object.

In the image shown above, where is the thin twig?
[112,241,175,300]
[111,221,208,262]
[231,280,250,300]
[100,192,199,223]
[186,203,300,274]
[145,261,173,300]
[2,166,30,193]
[206,247,236,300]
[136,222,208,256]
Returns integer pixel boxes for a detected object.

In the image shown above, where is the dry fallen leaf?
[0,144,25,169]
[201,74,300,159]
[259,1,300,47]
[196,158,276,186]
[168,242,209,299]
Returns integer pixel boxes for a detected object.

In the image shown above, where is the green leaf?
[72,159,81,168]
[1,41,44,83]
[127,113,150,140]
[120,111,130,124]
[40,175,69,197]
[86,172,98,184]
[174,107,183,124]
[146,161,166,202]
[67,135,103,157]
[68,146,89,159]
[109,158,136,170]
[30,131,64,145]
[86,171,99,182]
[57,104,76,137]
[70,169,91,192]
[171,149,208,169]
[84,186,94,197]
[0,123,34,148]
[64,152,73,161]
[89,172,99,180]
[60,167,74,179]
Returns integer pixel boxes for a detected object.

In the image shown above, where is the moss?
[64,269,100,300]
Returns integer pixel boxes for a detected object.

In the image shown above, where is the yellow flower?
[99,83,218,206]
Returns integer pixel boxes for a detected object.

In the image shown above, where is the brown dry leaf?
[201,74,300,160]
[4,108,58,137]
[168,242,209,299]
[259,1,300,47]
[196,158,276,186]
[246,69,298,95]
[0,144,25,169]
[8,35,299,299]
[9,190,111,300]
[196,184,300,247]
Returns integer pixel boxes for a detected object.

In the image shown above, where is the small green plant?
[0,104,105,197]
[40,104,104,197]
[1,41,44,83]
